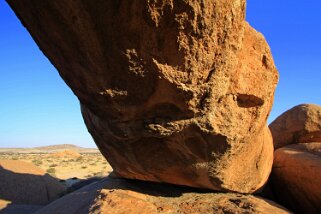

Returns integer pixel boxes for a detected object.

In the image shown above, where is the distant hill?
[35,144,84,151]
[0,144,99,154]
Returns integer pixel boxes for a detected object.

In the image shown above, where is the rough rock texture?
[0,160,66,205]
[35,177,290,214]
[269,104,321,149]
[270,143,321,214]
[7,0,278,193]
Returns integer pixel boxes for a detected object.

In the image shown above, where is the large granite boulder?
[7,0,278,193]
[271,143,321,214]
[35,177,290,214]
[269,104,321,149]
[269,104,321,213]
[0,160,66,205]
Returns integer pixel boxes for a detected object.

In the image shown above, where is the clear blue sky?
[0,1,320,148]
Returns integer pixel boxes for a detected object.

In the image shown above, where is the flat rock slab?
[35,177,291,214]
[0,200,42,214]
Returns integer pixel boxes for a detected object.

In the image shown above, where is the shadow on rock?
[0,160,66,213]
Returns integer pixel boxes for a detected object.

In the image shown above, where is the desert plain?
[0,144,112,180]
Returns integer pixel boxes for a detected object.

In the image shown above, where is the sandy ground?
[0,152,112,180]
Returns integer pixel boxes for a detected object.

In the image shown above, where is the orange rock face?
[36,177,291,214]
[0,160,65,205]
[269,104,321,213]
[269,104,321,149]
[7,0,278,193]
[271,143,321,214]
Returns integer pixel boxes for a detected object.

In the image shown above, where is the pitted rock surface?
[7,0,278,193]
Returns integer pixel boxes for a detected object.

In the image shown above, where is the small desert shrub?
[76,156,83,162]
[46,167,56,174]
[49,164,58,167]
[11,156,19,160]
[81,166,87,169]
[32,159,43,166]
[93,171,104,177]
[85,174,92,178]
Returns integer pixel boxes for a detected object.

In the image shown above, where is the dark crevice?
[236,94,264,108]
[200,91,210,109]
[262,55,268,68]
[204,68,215,83]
